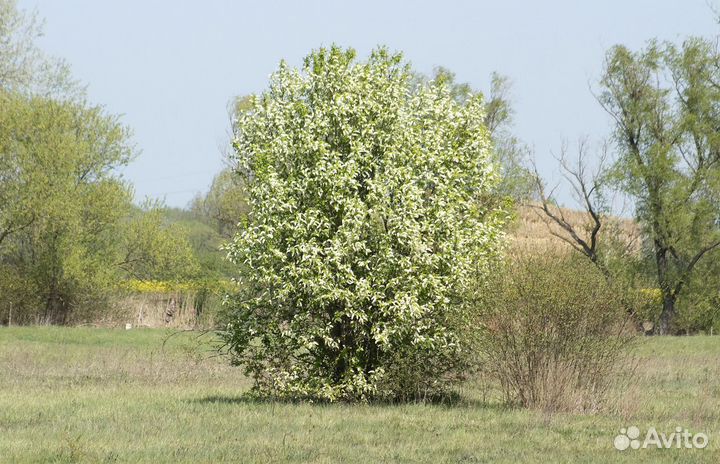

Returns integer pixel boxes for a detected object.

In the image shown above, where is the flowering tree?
[223,46,505,401]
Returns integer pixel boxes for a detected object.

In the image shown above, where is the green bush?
[478,254,634,412]
[0,266,39,325]
[676,291,720,335]
[221,46,506,402]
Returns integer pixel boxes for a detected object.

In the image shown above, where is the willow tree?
[0,92,135,324]
[0,1,200,325]
[223,46,506,401]
[599,39,720,334]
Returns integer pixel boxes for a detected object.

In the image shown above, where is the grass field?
[0,327,718,463]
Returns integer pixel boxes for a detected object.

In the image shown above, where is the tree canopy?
[0,1,201,325]
[222,46,506,401]
[598,39,720,334]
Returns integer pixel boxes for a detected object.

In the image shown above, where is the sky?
[18,0,719,208]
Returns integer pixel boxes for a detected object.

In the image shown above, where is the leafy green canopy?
[0,91,133,323]
[0,0,79,97]
[599,38,720,334]
[222,46,506,401]
[189,168,249,239]
[0,92,201,324]
[0,1,202,325]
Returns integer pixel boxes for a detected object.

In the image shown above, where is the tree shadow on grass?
[189,392,511,411]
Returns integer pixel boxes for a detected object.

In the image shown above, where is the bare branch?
[528,141,609,269]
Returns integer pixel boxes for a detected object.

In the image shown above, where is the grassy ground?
[0,327,718,463]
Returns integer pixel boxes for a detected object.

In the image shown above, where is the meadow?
[0,327,718,463]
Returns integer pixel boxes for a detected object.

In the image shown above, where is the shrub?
[675,291,720,335]
[0,266,40,325]
[221,46,506,402]
[629,287,662,332]
[478,254,634,412]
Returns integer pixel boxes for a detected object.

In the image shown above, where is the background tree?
[0,93,134,323]
[0,0,203,325]
[529,139,651,330]
[0,93,35,247]
[0,94,203,324]
[530,39,720,334]
[189,168,249,239]
[529,140,621,277]
[160,206,236,279]
[420,67,534,203]
[0,0,76,250]
[222,46,506,401]
[0,0,79,97]
[118,201,199,282]
[598,39,720,334]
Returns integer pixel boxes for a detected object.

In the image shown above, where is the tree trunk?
[657,292,676,335]
[654,241,675,335]
[45,279,68,325]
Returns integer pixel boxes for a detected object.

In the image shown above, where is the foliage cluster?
[222,46,506,401]
[0,1,200,325]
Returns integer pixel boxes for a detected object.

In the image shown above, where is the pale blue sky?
[19,0,718,207]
